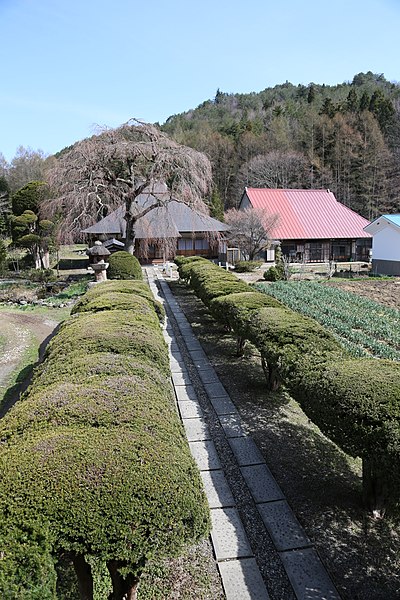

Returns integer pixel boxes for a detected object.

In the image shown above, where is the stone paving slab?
[280,548,340,600]
[200,470,236,508]
[218,558,270,600]
[189,349,207,361]
[189,440,222,471]
[171,371,192,386]
[178,400,202,419]
[229,437,265,466]
[192,358,213,371]
[219,413,246,438]
[169,357,186,373]
[174,384,198,402]
[182,417,211,442]
[257,501,312,552]
[210,396,238,416]
[210,508,253,561]
[241,464,285,504]
[204,381,229,398]
[185,339,203,352]
[198,368,220,385]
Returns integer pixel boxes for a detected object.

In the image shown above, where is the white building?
[364,214,400,276]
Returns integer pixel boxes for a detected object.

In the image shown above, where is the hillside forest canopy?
[0,72,399,242]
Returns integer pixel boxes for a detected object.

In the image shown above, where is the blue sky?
[1,0,399,162]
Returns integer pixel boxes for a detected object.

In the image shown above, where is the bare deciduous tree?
[224,206,279,261]
[236,150,310,196]
[44,120,213,251]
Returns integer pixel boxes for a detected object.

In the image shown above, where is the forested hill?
[162,72,400,219]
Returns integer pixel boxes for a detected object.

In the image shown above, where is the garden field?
[256,281,400,360]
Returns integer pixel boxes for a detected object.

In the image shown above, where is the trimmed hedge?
[71,280,165,321]
[177,258,400,514]
[45,310,169,375]
[107,251,143,280]
[30,353,165,392]
[0,279,210,597]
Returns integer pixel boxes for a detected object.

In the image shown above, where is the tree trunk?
[124,213,136,255]
[107,561,140,600]
[72,553,93,600]
[261,356,280,391]
[236,336,246,357]
[362,456,387,518]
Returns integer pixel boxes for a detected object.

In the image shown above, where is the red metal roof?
[244,188,371,240]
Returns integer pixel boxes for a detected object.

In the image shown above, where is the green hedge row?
[0,280,209,598]
[177,258,400,515]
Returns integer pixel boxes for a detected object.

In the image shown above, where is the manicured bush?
[234,261,263,273]
[210,291,282,328]
[246,306,342,388]
[30,353,165,392]
[0,521,56,600]
[292,358,400,513]
[71,279,164,320]
[0,426,210,596]
[1,374,175,440]
[174,255,207,268]
[107,251,143,280]
[45,310,169,375]
[0,278,210,597]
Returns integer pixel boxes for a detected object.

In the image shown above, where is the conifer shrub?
[1,375,175,440]
[234,260,263,273]
[174,255,207,268]
[45,310,169,374]
[107,251,143,280]
[0,521,56,600]
[71,280,164,320]
[0,426,209,591]
[210,291,282,329]
[0,278,210,596]
[30,353,164,392]
[71,291,157,318]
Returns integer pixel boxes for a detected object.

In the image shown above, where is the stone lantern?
[86,241,111,283]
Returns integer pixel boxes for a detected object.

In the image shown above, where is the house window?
[194,238,209,250]
[178,239,194,251]
[309,242,323,262]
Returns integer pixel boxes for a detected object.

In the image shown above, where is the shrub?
[30,354,165,392]
[0,279,210,596]
[0,427,210,594]
[71,280,164,321]
[292,358,400,513]
[210,291,282,330]
[174,255,207,268]
[1,374,175,440]
[234,261,263,273]
[0,521,56,600]
[263,266,283,281]
[45,311,169,375]
[107,251,142,280]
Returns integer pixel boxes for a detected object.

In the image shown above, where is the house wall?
[239,193,251,209]
[371,259,400,276]
[371,226,400,261]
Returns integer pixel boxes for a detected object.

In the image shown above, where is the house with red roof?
[240,188,372,263]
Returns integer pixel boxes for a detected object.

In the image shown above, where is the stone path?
[146,268,341,600]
